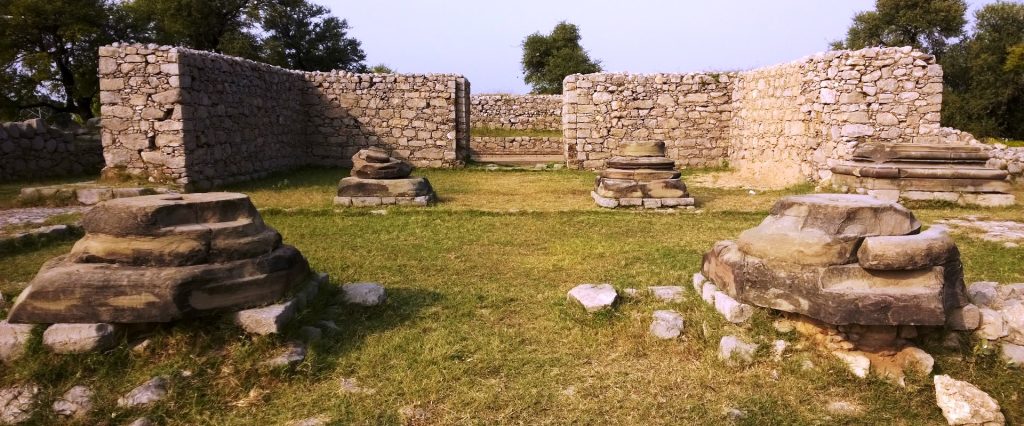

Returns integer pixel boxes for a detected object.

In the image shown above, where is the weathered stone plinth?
[701,194,967,326]
[832,143,1015,207]
[7,192,310,323]
[592,141,694,209]
[334,148,436,206]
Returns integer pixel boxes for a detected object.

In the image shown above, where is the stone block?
[42,323,120,354]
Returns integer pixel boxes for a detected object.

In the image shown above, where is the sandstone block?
[341,283,386,306]
[568,284,617,312]
[42,323,120,354]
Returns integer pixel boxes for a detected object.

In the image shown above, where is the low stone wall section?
[469,137,562,156]
[470,94,561,130]
[98,43,470,191]
[0,119,102,181]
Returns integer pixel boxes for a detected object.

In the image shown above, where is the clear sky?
[317,0,1002,94]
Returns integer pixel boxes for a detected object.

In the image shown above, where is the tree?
[369,64,394,73]
[0,0,133,121]
[260,0,366,72]
[124,0,260,59]
[521,22,601,94]
[941,2,1024,138]
[832,0,967,57]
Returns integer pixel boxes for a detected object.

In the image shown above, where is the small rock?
[621,288,639,298]
[649,286,685,302]
[719,335,758,365]
[117,376,169,408]
[0,321,35,363]
[724,407,746,421]
[1001,301,1024,345]
[1000,342,1024,367]
[691,273,706,294]
[771,340,788,361]
[567,284,617,312]
[713,291,754,323]
[299,326,322,343]
[968,282,1000,308]
[342,282,387,306]
[52,385,93,418]
[131,338,153,354]
[0,384,38,424]
[947,304,981,331]
[127,418,155,426]
[287,416,330,426]
[233,301,297,335]
[933,375,1005,425]
[649,310,684,339]
[833,351,871,378]
[42,323,119,354]
[339,378,376,395]
[262,341,307,368]
[826,400,864,416]
[977,308,1008,340]
[700,282,718,305]
[898,346,935,376]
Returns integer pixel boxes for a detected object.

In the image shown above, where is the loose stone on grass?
[719,335,758,365]
[117,376,169,408]
[649,310,684,339]
[1000,342,1024,367]
[0,321,35,363]
[42,323,120,354]
[0,384,38,424]
[691,272,706,293]
[713,291,754,323]
[649,286,685,302]
[52,385,94,418]
[825,400,865,417]
[127,418,155,426]
[262,341,307,368]
[567,284,617,312]
[341,282,387,306]
[339,378,376,395]
[833,351,871,378]
[233,301,297,335]
[933,375,1005,426]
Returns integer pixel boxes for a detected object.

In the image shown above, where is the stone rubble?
[649,310,685,339]
[117,376,169,408]
[567,284,617,312]
[718,335,758,366]
[648,286,685,302]
[52,385,94,418]
[42,323,120,354]
[0,321,35,363]
[262,341,307,368]
[933,375,1005,426]
[0,384,38,424]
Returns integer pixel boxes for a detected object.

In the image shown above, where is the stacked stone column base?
[334,148,437,207]
[592,141,694,209]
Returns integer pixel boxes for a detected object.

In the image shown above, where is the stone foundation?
[591,191,694,209]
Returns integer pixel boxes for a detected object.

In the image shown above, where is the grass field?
[0,167,1022,425]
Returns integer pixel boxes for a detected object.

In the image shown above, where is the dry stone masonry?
[591,141,694,208]
[0,119,102,181]
[470,94,561,130]
[334,148,437,206]
[564,47,953,188]
[98,43,470,190]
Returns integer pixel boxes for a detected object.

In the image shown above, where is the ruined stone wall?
[469,136,562,156]
[563,47,945,185]
[470,94,561,130]
[563,73,734,169]
[0,119,103,181]
[99,43,469,190]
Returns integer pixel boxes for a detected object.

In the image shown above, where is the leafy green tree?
[259,0,366,72]
[124,0,260,59]
[942,1,1024,138]
[832,0,967,57]
[0,0,134,120]
[521,22,601,94]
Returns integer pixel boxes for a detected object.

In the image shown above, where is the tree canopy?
[0,0,367,121]
[831,0,968,57]
[521,22,601,94]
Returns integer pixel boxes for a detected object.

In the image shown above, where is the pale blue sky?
[318,0,1002,94]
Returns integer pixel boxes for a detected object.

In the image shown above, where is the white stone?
[977,308,1008,340]
[42,323,119,354]
[117,376,168,408]
[342,282,387,306]
[649,310,684,339]
[691,272,706,294]
[567,284,617,312]
[1000,301,1024,345]
[825,400,864,416]
[52,385,93,418]
[933,375,1005,426]
[946,304,981,331]
[0,384,38,424]
[700,282,718,305]
[719,335,758,365]
[648,286,685,302]
[833,351,870,378]
[262,341,307,368]
[0,322,35,363]
[233,301,296,335]
[771,340,788,361]
[968,282,1000,308]
[713,291,754,323]
[1000,342,1024,367]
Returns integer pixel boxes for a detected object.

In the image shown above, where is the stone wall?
[469,136,562,156]
[563,73,733,169]
[98,43,470,190]
[564,46,946,186]
[470,94,561,130]
[0,119,103,181]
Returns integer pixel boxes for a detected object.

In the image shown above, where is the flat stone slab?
[568,284,617,312]
[17,183,170,207]
[0,321,35,363]
[0,384,38,424]
[334,195,434,207]
[52,385,93,418]
[336,176,435,199]
[591,191,694,209]
[650,310,684,339]
[594,177,689,199]
[117,377,168,408]
[719,335,757,365]
[934,375,1005,426]
[649,286,685,302]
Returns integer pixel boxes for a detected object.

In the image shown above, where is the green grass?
[985,137,1024,148]
[471,127,562,138]
[0,167,1022,424]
